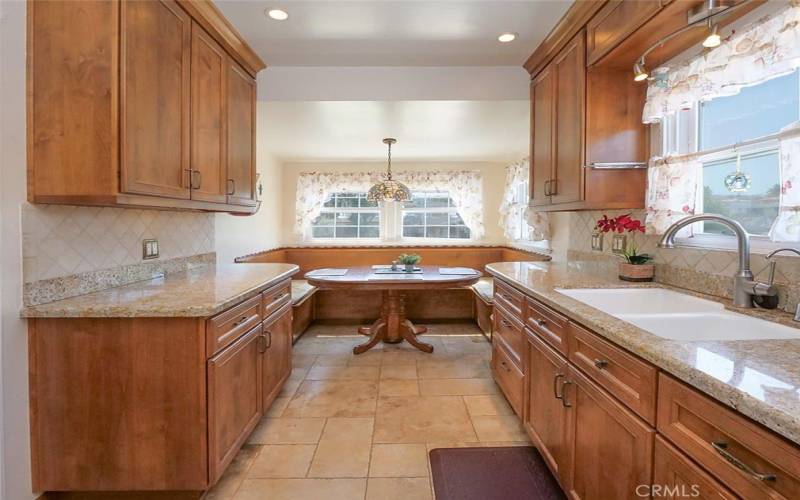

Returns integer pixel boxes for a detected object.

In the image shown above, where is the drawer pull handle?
[554,374,564,399]
[500,319,512,328]
[593,359,609,369]
[711,441,776,482]
[232,315,250,327]
[258,333,268,353]
[560,380,572,408]
[264,330,272,349]
[535,318,547,328]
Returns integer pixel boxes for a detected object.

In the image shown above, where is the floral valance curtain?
[643,1,800,124]
[644,158,700,235]
[294,170,485,239]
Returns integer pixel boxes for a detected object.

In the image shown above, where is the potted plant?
[595,214,654,282]
[397,253,421,273]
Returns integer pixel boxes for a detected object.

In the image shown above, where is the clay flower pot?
[618,262,654,282]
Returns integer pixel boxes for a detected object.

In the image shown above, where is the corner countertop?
[21,263,300,318]
[486,260,800,445]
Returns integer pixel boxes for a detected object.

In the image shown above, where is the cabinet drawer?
[494,280,525,317]
[261,279,291,319]
[654,436,736,500]
[525,297,569,355]
[492,339,524,417]
[492,303,524,368]
[586,0,662,65]
[658,374,800,500]
[568,322,657,424]
[207,295,261,356]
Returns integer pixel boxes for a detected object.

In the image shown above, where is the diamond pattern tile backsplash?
[563,209,800,313]
[22,204,215,283]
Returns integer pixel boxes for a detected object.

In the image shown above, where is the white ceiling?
[215,0,570,66]
[261,100,529,161]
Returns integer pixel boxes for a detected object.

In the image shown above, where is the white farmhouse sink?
[555,288,800,341]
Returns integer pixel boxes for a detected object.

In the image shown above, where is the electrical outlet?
[612,234,627,254]
[142,239,159,260]
[591,232,604,252]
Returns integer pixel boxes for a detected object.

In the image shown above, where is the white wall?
[0,0,35,497]
[280,161,507,246]
[215,119,284,263]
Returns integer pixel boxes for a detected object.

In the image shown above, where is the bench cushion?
[291,280,317,306]
[471,277,494,304]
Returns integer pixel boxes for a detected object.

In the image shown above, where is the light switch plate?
[591,232,604,252]
[612,234,627,254]
[142,239,159,260]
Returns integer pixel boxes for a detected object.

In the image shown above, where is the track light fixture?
[633,57,649,82]
[703,21,721,48]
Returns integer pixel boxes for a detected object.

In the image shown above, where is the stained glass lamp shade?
[367,138,411,203]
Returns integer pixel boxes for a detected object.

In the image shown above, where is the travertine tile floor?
[206,322,530,500]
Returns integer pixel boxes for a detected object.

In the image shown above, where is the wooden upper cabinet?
[565,366,654,499]
[530,66,555,207]
[586,0,663,65]
[226,62,258,207]
[27,0,265,213]
[120,0,191,200]
[190,22,228,204]
[550,30,585,206]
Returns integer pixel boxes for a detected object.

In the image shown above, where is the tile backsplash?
[22,203,215,284]
[561,209,800,314]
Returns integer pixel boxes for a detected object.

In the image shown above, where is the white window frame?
[662,80,800,254]
[309,192,381,242]
[399,191,472,243]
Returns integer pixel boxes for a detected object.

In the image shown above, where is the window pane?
[449,213,465,225]
[312,226,334,238]
[359,212,380,225]
[313,212,335,225]
[404,193,426,209]
[336,196,359,208]
[335,226,358,238]
[426,226,448,238]
[425,212,449,225]
[403,226,424,238]
[403,212,424,226]
[427,195,449,208]
[335,212,358,226]
[450,226,471,239]
[323,195,336,208]
[360,195,378,208]
[700,71,799,150]
[359,226,380,238]
[701,151,780,236]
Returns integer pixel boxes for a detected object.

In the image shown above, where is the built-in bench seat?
[237,246,547,341]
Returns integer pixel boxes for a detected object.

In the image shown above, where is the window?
[401,191,471,239]
[661,70,800,243]
[311,192,380,239]
[509,180,530,240]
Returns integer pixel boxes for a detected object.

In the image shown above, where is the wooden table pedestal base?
[354,290,433,354]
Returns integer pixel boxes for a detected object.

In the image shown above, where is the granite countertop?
[21,263,300,318]
[486,260,800,445]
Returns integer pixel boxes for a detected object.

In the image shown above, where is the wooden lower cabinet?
[653,436,736,500]
[524,330,571,487]
[262,304,293,407]
[565,366,654,499]
[207,323,263,484]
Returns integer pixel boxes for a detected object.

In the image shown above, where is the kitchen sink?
[556,288,800,341]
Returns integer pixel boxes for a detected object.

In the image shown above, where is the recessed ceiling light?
[266,8,289,21]
[498,32,517,43]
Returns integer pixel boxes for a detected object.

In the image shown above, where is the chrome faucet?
[658,214,777,308]
[765,248,800,320]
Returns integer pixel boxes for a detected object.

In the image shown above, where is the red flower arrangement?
[595,213,651,265]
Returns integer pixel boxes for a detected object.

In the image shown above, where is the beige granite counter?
[21,263,299,318]
[486,260,800,445]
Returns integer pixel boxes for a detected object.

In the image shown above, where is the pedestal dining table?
[305,265,481,354]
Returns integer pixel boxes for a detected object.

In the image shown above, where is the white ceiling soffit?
[258,66,530,101]
[215,0,571,67]
[260,100,529,162]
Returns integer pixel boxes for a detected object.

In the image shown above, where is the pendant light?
[367,138,411,203]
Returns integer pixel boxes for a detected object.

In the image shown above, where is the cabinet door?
[121,0,191,199]
[551,30,586,206]
[190,22,227,203]
[530,66,554,207]
[262,306,293,409]
[207,323,263,484]
[653,436,737,500]
[586,0,662,65]
[226,62,257,206]
[565,366,654,500]
[525,331,571,486]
